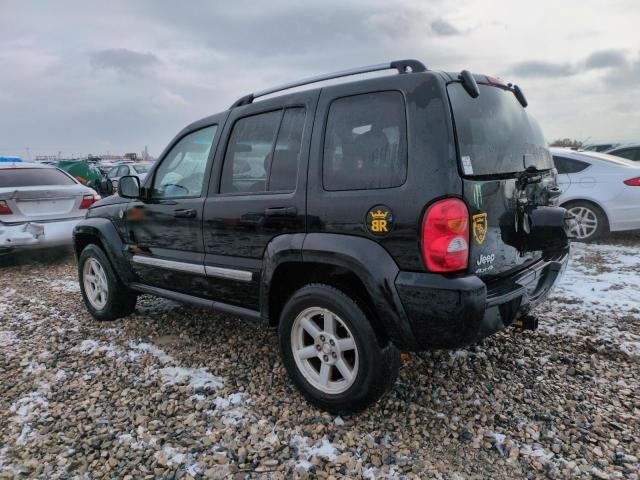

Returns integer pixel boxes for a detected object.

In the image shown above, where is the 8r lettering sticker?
[366,205,394,236]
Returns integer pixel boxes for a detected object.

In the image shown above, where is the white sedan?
[0,163,100,254]
[551,148,640,241]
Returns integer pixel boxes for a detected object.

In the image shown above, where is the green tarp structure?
[57,160,104,187]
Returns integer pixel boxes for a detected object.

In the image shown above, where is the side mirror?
[99,179,113,195]
[118,175,140,199]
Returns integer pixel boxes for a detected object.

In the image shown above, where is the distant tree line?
[549,138,582,148]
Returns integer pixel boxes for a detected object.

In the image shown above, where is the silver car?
[107,162,152,189]
[0,163,99,253]
[551,148,640,241]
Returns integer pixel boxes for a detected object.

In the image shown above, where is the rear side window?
[220,107,305,194]
[0,168,76,187]
[553,156,590,174]
[323,91,407,191]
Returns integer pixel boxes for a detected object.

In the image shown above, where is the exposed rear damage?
[0,165,99,252]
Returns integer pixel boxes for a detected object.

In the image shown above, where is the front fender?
[73,218,133,284]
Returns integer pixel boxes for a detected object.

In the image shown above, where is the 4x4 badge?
[366,205,393,236]
[472,213,488,245]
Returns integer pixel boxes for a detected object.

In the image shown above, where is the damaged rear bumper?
[395,249,570,350]
[0,218,83,251]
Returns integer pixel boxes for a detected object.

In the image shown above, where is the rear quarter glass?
[447,83,552,176]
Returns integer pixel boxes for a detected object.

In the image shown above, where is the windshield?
[448,83,553,176]
[132,164,151,174]
[0,168,76,188]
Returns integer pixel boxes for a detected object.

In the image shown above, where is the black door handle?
[264,206,297,217]
[174,208,197,218]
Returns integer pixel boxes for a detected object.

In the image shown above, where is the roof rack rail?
[230,59,427,108]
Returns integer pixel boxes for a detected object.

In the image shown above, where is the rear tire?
[78,244,137,321]
[278,283,400,412]
[563,201,608,242]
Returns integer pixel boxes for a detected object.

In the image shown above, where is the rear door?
[125,120,225,296]
[447,81,557,279]
[202,91,317,308]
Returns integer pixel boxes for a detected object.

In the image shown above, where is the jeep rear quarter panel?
[307,72,461,272]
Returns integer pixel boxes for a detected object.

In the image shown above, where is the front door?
[202,91,318,309]
[126,122,223,296]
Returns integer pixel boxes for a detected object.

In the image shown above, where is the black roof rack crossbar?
[230,59,427,108]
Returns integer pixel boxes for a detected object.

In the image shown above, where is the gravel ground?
[1,235,639,479]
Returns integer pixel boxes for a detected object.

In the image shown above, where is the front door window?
[152,126,218,198]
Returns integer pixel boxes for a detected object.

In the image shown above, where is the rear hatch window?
[447,83,552,176]
[0,168,76,188]
[447,82,557,280]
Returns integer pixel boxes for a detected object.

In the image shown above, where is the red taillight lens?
[623,177,640,186]
[0,200,12,215]
[79,194,100,209]
[422,198,469,272]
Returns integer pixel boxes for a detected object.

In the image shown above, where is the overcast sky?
[1,0,638,158]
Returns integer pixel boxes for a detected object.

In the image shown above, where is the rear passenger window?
[221,108,305,194]
[553,156,589,174]
[323,91,407,191]
[269,108,305,192]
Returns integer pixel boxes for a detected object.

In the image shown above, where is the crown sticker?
[366,205,394,236]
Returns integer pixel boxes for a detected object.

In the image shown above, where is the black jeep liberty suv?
[74,60,570,411]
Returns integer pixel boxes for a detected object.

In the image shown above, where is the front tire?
[78,244,137,321]
[279,284,400,412]
[564,201,608,242]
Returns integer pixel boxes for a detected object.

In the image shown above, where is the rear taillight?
[0,200,12,215]
[422,198,470,272]
[79,194,101,209]
[623,177,640,186]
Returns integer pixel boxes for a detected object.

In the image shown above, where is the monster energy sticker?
[473,183,483,208]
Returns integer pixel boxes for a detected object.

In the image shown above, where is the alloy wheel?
[567,206,598,240]
[83,257,109,309]
[290,307,359,394]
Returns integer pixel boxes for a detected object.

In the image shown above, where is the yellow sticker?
[366,205,393,236]
[472,213,488,245]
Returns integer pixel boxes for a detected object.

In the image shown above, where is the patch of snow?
[0,330,17,345]
[72,339,120,357]
[130,342,175,364]
[551,242,640,312]
[25,361,46,375]
[9,390,50,445]
[185,463,202,476]
[73,339,99,353]
[520,444,555,461]
[1,288,17,298]
[159,367,224,390]
[488,432,506,455]
[154,444,186,466]
[619,340,640,357]
[213,392,248,409]
[47,278,80,293]
[290,435,339,470]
